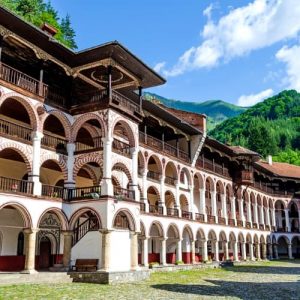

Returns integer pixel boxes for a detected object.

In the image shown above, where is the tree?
[61,14,77,49]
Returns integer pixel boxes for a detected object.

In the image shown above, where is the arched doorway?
[148,222,164,264]
[39,237,52,269]
[277,236,289,258]
[166,224,179,264]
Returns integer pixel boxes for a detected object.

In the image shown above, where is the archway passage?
[39,237,51,269]
[277,236,289,259]
[289,202,299,233]
[0,205,31,271]
[166,225,179,264]
[195,229,206,263]
[148,223,163,264]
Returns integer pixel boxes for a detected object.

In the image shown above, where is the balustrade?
[75,136,103,153]
[41,184,64,198]
[207,215,216,224]
[149,205,163,215]
[112,139,131,156]
[41,132,67,154]
[195,213,205,223]
[218,217,226,225]
[165,176,176,185]
[167,207,179,217]
[181,210,192,219]
[147,170,161,181]
[0,176,33,195]
[113,186,135,200]
[67,186,101,201]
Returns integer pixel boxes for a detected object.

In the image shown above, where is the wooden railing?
[112,139,131,156]
[195,213,205,222]
[139,132,190,163]
[182,210,192,219]
[246,221,252,229]
[75,137,103,153]
[140,202,146,212]
[67,186,101,201]
[0,176,33,195]
[41,132,67,154]
[167,207,179,217]
[196,156,230,178]
[252,223,258,229]
[73,216,100,246]
[112,90,140,114]
[237,220,243,227]
[149,205,163,215]
[0,62,41,95]
[113,186,135,200]
[207,215,216,224]
[165,176,176,185]
[147,170,161,181]
[228,219,235,226]
[44,85,67,108]
[0,117,32,143]
[259,224,265,230]
[218,217,226,225]
[41,184,64,198]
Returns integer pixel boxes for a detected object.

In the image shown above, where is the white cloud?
[159,0,300,77]
[237,88,274,106]
[276,44,300,91]
[153,62,166,73]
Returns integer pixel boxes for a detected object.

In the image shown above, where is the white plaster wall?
[110,230,131,271]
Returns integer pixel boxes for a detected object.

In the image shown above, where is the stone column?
[202,240,208,262]
[288,243,293,259]
[175,181,181,217]
[176,239,182,262]
[189,185,195,219]
[259,206,265,228]
[273,243,279,259]
[100,229,112,271]
[30,131,43,196]
[238,199,245,224]
[221,194,227,224]
[268,243,273,259]
[247,201,252,225]
[255,243,261,260]
[224,241,229,260]
[130,147,140,201]
[214,240,219,262]
[249,243,254,260]
[254,202,259,225]
[143,238,149,267]
[159,175,166,215]
[160,238,167,265]
[241,242,247,261]
[142,169,149,212]
[231,197,237,225]
[284,209,290,232]
[62,231,73,269]
[200,188,207,222]
[265,208,270,227]
[22,228,38,274]
[65,143,76,188]
[211,191,218,223]
[262,243,267,259]
[191,240,196,264]
[130,232,138,270]
[233,241,239,261]
[271,208,276,228]
[101,137,113,196]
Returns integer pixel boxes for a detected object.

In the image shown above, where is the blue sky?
[50,0,300,106]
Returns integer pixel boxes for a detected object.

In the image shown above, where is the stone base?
[20,269,38,274]
[49,264,69,272]
[68,269,150,284]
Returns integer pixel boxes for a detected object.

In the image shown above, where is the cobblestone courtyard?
[1,260,300,300]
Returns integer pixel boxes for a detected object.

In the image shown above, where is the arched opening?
[207,230,217,261]
[164,161,177,186]
[182,226,193,264]
[0,204,31,271]
[179,167,191,188]
[205,178,214,222]
[0,97,33,143]
[195,229,206,262]
[229,232,237,261]
[219,231,227,261]
[238,233,245,260]
[246,234,252,259]
[138,222,146,265]
[75,119,103,154]
[147,187,161,214]
[193,173,204,217]
[250,192,256,227]
[291,236,300,258]
[112,121,134,156]
[275,200,286,232]
[40,160,64,198]
[253,234,260,259]
[147,155,162,182]
[165,191,178,216]
[226,185,233,223]
[289,202,299,233]
[180,194,191,219]
[166,225,179,264]
[277,236,289,258]
[149,222,163,264]
[257,195,264,227]
[0,148,32,195]
[112,163,133,200]
[216,181,224,223]
[138,151,145,177]
[42,114,67,154]
[113,211,133,230]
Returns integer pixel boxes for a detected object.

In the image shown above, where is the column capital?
[99,229,114,234]
[23,228,39,234]
[31,131,44,140]
[62,230,73,236]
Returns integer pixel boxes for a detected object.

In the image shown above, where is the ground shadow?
[152,280,300,299]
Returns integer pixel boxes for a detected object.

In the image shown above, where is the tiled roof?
[255,160,300,179]
[229,146,259,156]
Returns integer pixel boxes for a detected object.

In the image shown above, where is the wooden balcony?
[196,156,230,178]
[147,170,161,182]
[139,132,190,163]
[228,218,235,226]
[195,213,205,223]
[237,220,243,227]
[218,217,226,225]
[246,221,252,229]
[253,223,258,229]
[165,176,176,186]
[140,202,146,212]
[0,176,33,195]
[113,186,135,201]
[149,205,163,215]
[167,207,179,217]
[75,137,103,154]
[41,132,67,155]
[112,139,131,157]
[0,117,32,144]
[67,186,101,201]
[207,215,216,224]
[41,184,64,199]
[182,210,192,219]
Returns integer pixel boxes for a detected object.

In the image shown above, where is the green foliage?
[0,0,77,49]
[144,92,247,131]
[210,90,300,165]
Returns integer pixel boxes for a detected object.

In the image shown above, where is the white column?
[260,206,265,227]
[101,137,113,196]
[100,229,112,271]
[159,175,166,215]
[191,240,196,264]
[214,240,219,262]
[143,238,149,267]
[130,147,139,201]
[160,238,167,265]
[255,243,261,260]
[268,243,273,259]
[249,243,254,260]
[233,241,239,261]
[65,143,75,189]
[176,239,182,262]
[189,184,195,219]
[200,188,207,222]
[284,209,290,232]
[224,241,229,260]
[130,232,138,270]
[254,202,259,226]
[221,194,227,224]
[241,242,247,261]
[273,243,279,259]
[211,191,218,223]
[271,208,276,228]
[31,131,43,196]
[288,243,293,259]
[22,228,38,274]
[266,208,271,226]
[231,197,237,225]
[238,199,245,224]
[202,240,208,262]
[142,169,149,212]
[247,201,252,225]
[175,181,181,217]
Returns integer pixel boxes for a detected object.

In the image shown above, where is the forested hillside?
[144,92,246,131]
[0,0,77,49]
[210,90,300,165]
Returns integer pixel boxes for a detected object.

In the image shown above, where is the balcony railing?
[196,156,230,178]
[259,224,265,230]
[181,210,192,219]
[112,139,131,156]
[218,217,226,225]
[195,213,205,222]
[167,207,179,217]
[67,186,101,201]
[165,176,176,185]
[113,186,135,200]
[112,90,141,114]
[0,117,32,143]
[147,170,161,181]
[139,132,190,163]
[75,137,103,154]
[246,221,252,229]
[149,205,163,215]
[207,215,216,224]
[0,176,33,195]
[41,132,67,154]
[41,184,64,198]
[253,223,258,229]
[228,218,235,226]
[237,220,243,227]
[140,202,146,212]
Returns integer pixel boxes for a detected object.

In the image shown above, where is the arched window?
[113,212,131,230]
[17,232,24,256]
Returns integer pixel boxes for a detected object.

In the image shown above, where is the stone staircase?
[0,272,73,285]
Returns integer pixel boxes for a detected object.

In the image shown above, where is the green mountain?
[210,90,300,165]
[144,92,247,131]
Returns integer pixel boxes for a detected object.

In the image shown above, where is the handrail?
[67,186,101,201]
[147,170,161,181]
[167,207,179,217]
[0,176,33,195]
[112,138,131,156]
[112,90,140,114]
[75,136,103,153]
[114,186,135,200]
[41,132,67,154]
[181,210,192,219]
[73,216,100,246]
[41,184,64,198]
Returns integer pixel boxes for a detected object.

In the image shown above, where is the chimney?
[40,23,58,37]
[267,155,272,165]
